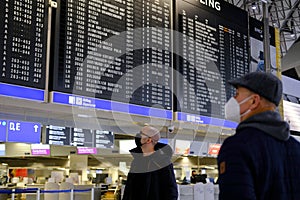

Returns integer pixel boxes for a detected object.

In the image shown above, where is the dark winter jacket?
[122,143,178,200]
[218,111,300,200]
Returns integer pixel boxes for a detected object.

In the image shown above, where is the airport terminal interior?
[0,0,300,199]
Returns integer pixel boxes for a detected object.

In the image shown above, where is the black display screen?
[249,17,276,73]
[71,128,94,147]
[95,130,114,149]
[0,0,47,89]
[174,0,249,118]
[249,17,275,46]
[51,0,172,110]
[46,125,71,146]
[46,125,114,148]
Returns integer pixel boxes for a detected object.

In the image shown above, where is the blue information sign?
[0,120,7,142]
[176,112,238,129]
[0,83,45,102]
[7,121,41,143]
[52,92,172,120]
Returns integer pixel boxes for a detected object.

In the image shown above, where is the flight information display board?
[249,17,276,72]
[46,125,114,149]
[0,0,47,89]
[51,0,172,111]
[249,17,275,46]
[174,0,249,119]
[71,128,94,147]
[46,125,71,146]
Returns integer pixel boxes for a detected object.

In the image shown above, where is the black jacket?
[122,143,178,200]
[218,111,300,199]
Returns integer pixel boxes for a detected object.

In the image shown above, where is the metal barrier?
[0,187,95,200]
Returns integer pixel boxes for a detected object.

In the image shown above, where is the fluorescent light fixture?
[251,3,257,10]
[77,114,93,118]
[290,33,296,38]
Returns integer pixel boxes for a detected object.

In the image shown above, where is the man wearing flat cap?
[218,72,300,199]
[123,126,178,200]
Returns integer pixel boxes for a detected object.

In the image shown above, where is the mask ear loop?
[140,132,152,146]
[238,95,254,106]
[240,108,251,117]
[239,95,254,117]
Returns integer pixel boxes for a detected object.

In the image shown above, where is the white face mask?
[225,96,253,123]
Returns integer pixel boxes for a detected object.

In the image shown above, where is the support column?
[69,154,88,183]
[262,1,271,73]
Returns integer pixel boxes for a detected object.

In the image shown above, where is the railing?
[0,187,96,200]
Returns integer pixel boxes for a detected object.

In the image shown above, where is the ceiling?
[225,0,300,79]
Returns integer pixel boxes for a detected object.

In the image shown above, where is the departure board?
[71,129,114,149]
[174,0,249,118]
[51,0,172,110]
[249,17,276,72]
[95,130,114,149]
[71,128,94,147]
[0,0,47,89]
[46,125,71,146]
[46,125,114,148]
[249,17,275,46]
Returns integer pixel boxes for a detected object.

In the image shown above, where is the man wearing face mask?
[218,72,300,199]
[122,125,178,200]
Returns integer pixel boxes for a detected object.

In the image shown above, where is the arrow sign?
[7,120,41,143]
[34,125,39,133]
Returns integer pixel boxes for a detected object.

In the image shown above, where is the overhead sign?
[175,140,191,155]
[51,92,172,120]
[0,83,45,102]
[51,0,173,119]
[45,125,114,148]
[174,0,249,120]
[31,144,50,156]
[95,130,114,149]
[208,143,221,156]
[0,0,47,101]
[0,120,7,142]
[77,147,97,155]
[46,125,71,146]
[176,112,238,129]
[7,120,41,143]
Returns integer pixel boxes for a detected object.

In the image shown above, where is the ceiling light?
[77,114,93,118]
[251,3,257,10]
[289,21,296,38]
[272,22,279,28]
[290,28,296,38]
[291,33,296,38]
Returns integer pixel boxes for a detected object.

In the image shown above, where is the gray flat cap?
[228,72,282,106]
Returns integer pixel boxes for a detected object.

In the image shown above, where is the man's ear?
[250,94,260,109]
[146,137,152,143]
